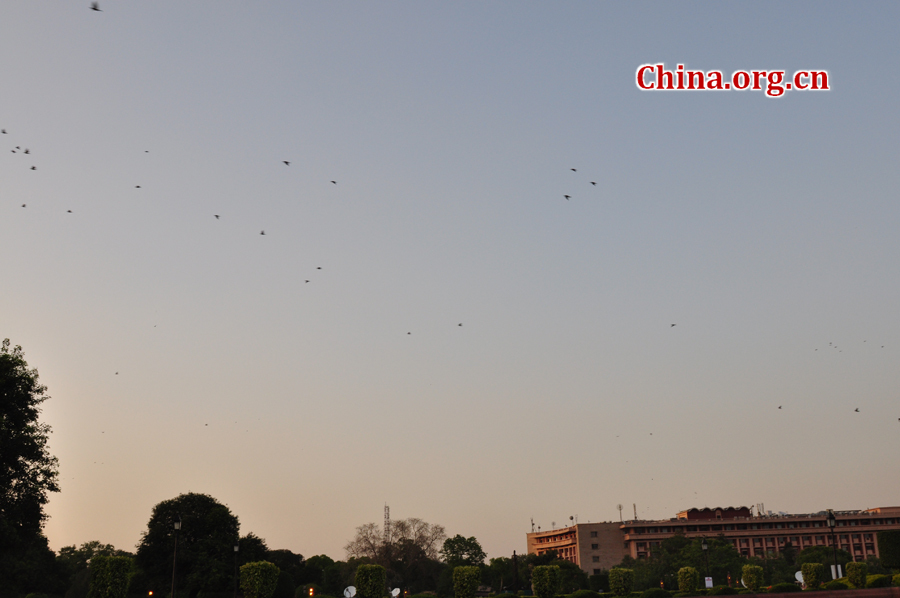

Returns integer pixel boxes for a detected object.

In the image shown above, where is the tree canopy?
[135,492,240,593]
[0,339,62,597]
[440,535,486,567]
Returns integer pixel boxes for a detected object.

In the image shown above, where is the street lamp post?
[826,510,839,580]
[171,517,182,598]
[234,544,240,598]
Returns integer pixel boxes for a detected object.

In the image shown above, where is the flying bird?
[564,195,571,200]
[21,204,25,208]
[283,161,290,165]
[30,166,36,170]
[23,149,29,154]
[330,180,337,184]
[671,323,676,327]
[90,2,101,10]
[854,408,859,412]
[571,168,577,172]
[67,210,72,213]
[590,181,597,185]
[316,267,321,270]
[135,185,141,188]
[1,129,6,134]
[214,215,220,219]
[305,280,309,283]
[260,230,265,235]
[778,406,782,409]
[458,323,463,327]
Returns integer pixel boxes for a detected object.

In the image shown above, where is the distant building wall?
[526,522,626,576]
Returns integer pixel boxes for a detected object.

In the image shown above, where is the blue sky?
[2,1,898,560]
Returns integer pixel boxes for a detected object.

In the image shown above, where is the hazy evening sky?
[2,1,898,561]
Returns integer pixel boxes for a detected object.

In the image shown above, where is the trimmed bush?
[768,583,799,593]
[708,587,737,596]
[241,561,281,598]
[356,565,387,598]
[453,566,481,598]
[799,563,824,590]
[741,566,763,593]
[532,566,561,598]
[678,568,699,595]
[822,582,847,591]
[845,562,867,589]
[572,591,601,598]
[639,589,670,598]
[866,575,892,589]
[609,569,635,597]
[88,555,133,598]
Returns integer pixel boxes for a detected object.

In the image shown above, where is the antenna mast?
[384,504,390,545]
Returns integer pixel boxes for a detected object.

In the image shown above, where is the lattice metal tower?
[384,504,390,545]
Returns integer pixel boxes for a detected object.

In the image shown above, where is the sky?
[2,1,899,562]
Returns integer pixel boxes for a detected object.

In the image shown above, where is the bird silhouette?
[316,267,321,270]
[115,372,118,375]
[283,161,290,165]
[331,180,337,184]
[260,230,265,235]
[30,166,36,170]
[90,2,101,11]
[590,181,596,185]
[23,149,29,154]
[1,129,6,134]
[67,210,72,213]
[854,408,859,412]
[778,406,782,409]
[135,185,141,188]
[571,168,577,172]
[21,204,25,208]
[458,323,463,327]
[671,324,676,327]
[407,332,411,335]
[214,215,220,219]
[305,280,309,283]
[564,195,571,200]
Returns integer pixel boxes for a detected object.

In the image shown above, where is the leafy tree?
[441,535,486,567]
[609,568,634,596]
[135,493,240,594]
[453,566,481,598]
[266,549,305,586]
[356,564,387,598]
[0,339,64,597]
[58,541,133,592]
[741,565,763,592]
[677,567,698,594]
[240,533,270,566]
[87,555,132,598]
[878,531,900,570]
[346,518,446,565]
[241,561,280,598]
[532,566,560,598]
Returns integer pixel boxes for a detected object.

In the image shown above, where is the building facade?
[527,507,900,577]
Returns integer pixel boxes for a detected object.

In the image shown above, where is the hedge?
[866,575,893,589]
[241,561,280,598]
[741,566,763,593]
[768,583,799,593]
[708,587,737,596]
[609,569,635,597]
[678,568,699,595]
[822,582,847,591]
[454,566,482,598]
[87,555,133,598]
[356,565,387,598]
[845,562,867,589]
[572,590,601,598]
[800,563,824,590]
[532,566,561,598]
[639,589,670,598]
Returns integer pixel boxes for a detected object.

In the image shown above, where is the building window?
[593,556,600,563]
[592,544,599,549]
[593,569,602,575]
